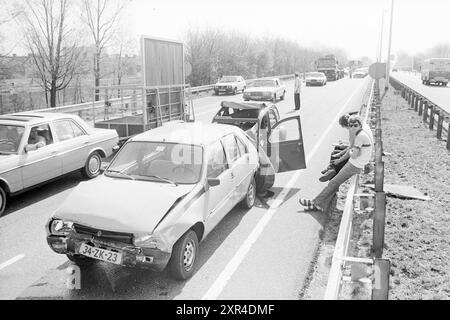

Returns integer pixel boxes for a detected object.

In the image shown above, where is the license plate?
[79,243,122,265]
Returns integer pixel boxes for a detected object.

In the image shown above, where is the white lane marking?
[0,254,25,271]
[201,80,368,300]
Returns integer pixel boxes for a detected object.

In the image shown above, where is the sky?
[2,0,450,60]
[123,0,450,60]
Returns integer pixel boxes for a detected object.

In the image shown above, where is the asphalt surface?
[0,76,371,300]
[391,71,450,114]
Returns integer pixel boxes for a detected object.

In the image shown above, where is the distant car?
[305,72,327,86]
[0,112,119,216]
[392,68,398,72]
[243,78,286,103]
[214,76,246,95]
[46,122,260,280]
[352,71,366,78]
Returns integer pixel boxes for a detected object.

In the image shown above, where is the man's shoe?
[319,169,336,182]
[321,165,333,174]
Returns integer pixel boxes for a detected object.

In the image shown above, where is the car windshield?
[106,141,203,184]
[220,76,239,83]
[252,80,276,87]
[0,124,25,154]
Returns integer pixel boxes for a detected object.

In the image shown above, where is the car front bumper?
[47,234,171,272]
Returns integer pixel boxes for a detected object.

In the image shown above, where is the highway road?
[391,71,450,114]
[0,76,371,300]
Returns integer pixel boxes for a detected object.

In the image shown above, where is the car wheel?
[168,230,198,280]
[0,186,7,217]
[81,151,102,179]
[67,254,97,266]
[241,177,256,209]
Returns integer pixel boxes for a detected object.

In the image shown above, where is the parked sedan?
[305,72,327,86]
[243,78,286,103]
[214,76,246,95]
[0,112,119,216]
[46,120,306,280]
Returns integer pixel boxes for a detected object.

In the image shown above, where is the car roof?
[129,122,243,146]
[220,101,272,111]
[0,112,78,126]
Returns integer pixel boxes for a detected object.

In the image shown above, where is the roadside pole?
[385,0,395,91]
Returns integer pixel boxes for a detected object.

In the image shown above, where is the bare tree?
[81,0,127,101]
[22,0,80,108]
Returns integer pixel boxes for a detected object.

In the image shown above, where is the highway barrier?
[324,79,390,300]
[390,77,450,150]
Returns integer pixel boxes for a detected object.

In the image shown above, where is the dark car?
[212,101,306,192]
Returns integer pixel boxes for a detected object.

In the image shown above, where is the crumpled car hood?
[54,176,195,233]
[245,87,276,93]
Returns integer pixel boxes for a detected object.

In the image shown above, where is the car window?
[28,124,54,146]
[207,140,228,179]
[222,134,240,164]
[268,110,277,128]
[0,125,24,153]
[235,136,248,156]
[54,120,86,142]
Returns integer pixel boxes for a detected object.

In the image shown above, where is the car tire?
[241,177,256,209]
[67,254,97,266]
[81,151,102,179]
[0,186,7,217]
[168,230,198,280]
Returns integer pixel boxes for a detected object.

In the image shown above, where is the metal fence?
[390,77,450,150]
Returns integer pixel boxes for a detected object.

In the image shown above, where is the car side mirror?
[207,178,221,187]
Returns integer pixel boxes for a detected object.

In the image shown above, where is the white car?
[243,78,287,103]
[305,72,327,86]
[0,112,119,216]
[214,76,246,95]
[46,120,305,280]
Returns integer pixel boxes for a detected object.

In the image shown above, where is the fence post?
[410,94,415,109]
[437,111,443,139]
[418,99,423,115]
[373,192,386,258]
[423,101,428,123]
[429,105,435,130]
[415,97,420,112]
[447,121,450,150]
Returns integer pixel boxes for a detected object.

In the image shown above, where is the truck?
[316,54,339,81]
[421,58,450,86]
[92,35,194,144]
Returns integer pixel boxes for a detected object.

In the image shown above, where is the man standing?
[294,72,302,110]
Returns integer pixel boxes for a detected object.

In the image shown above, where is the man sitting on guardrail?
[299,115,373,212]
[319,112,373,182]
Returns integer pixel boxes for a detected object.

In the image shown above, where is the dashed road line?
[0,254,25,272]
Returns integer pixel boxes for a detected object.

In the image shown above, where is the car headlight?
[50,219,74,236]
[134,234,170,252]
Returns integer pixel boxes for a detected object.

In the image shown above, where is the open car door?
[267,116,306,173]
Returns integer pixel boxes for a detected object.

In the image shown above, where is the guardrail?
[324,79,390,300]
[25,74,296,117]
[390,77,450,150]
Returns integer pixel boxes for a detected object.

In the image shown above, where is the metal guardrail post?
[423,101,428,123]
[418,99,424,116]
[429,105,435,130]
[373,192,386,258]
[372,259,390,300]
[437,111,444,139]
[374,161,384,192]
[415,97,420,112]
[447,121,450,150]
[410,93,415,109]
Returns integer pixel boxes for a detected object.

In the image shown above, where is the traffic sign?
[369,63,386,80]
